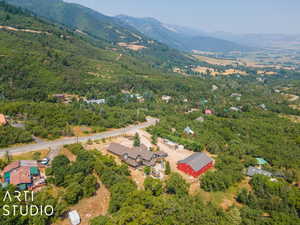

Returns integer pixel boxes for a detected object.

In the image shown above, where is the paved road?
[0,118,158,157]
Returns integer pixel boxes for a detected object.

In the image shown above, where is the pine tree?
[165,161,171,175]
[133,132,140,147]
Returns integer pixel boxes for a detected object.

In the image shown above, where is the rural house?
[161,95,172,103]
[1,160,42,190]
[229,107,241,112]
[184,126,194,135]
[204,109,213,115]
[212,85,219,91]
[195,116,204,122]
[230,93,242,97]
[256,158,268,165]
[107,143,167,167]
[163,139,184,150]
[247,166,272,177]
[0,114,7,126]
[177,152,213,177]
[85,99,106,104]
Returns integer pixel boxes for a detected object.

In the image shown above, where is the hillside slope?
[117,15,251,53]
[0,2,167,100]
[5,0,196,70]
[6,0,144,43]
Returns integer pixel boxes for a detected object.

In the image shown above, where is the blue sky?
[64,0,300,34]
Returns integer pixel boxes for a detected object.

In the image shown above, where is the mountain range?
[5,0,253,53]
[4,0,300,55]
[116,15,252,53]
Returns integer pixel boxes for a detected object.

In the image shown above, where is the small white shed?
[68,210,81,225]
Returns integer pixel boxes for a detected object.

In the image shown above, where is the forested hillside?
[5,0,196,70]
[117,15,252,52]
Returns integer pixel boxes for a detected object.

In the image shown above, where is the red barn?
[177,152,213,177]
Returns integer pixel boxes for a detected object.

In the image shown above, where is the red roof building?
[1,160,39,188]
[0,114,7,126]
[2,161,20,175]
[204,109,213,115]
[10,167,32,186]
[177,152,213,178]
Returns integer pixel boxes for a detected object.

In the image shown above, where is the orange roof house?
[1,160,40,189]
[2,161,20,174]
[10,167,32,186]
[0,114,7,125]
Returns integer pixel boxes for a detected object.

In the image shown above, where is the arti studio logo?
[1,191,54,216]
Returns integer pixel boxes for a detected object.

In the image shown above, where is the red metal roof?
[0,114,7,125]
[10,167,31,185]
[205,109,213,115]
[2,161,20,175]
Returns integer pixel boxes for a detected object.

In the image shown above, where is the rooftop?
[247,166,272,177]
[20,160,39,167]
[2,161,20,175]
[256,158,268,165]
[108,143,152,161]
[107,143,167,166]
[0,114,7,125]
[178,152,213,171]
[10,167,31,185]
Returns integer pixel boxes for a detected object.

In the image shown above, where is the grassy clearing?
[0,149,49,160]
[59,148,77,162]
[196,178,251,209]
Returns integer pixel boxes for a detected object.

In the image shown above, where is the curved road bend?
[0,118,158,157]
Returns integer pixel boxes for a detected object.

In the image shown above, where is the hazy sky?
[64,0,300,34]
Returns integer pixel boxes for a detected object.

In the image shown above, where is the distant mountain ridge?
[116,15,252,53]
[5,0,196,70]
[5,0,146,43]
[209,31,300,50]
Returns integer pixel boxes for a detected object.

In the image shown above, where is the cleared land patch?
[118,42,146,51]
[193,66,247,76]
[55,179,110,225]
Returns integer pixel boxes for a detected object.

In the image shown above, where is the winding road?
[0,118,158,157]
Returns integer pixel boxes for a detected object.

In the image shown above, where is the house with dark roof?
[177,152,213,177]
[107,143,167,168]
[246,166,272,177]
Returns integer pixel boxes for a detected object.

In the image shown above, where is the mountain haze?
[5,0,196,70]
[116,15,252,53]
[5,0,145,43]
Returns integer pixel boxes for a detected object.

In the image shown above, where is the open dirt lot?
[282,93,299,102]
[156,138,197,183]
[118,42,146,51]
[55,180,110,225]
[193,55,235,66]
[59,148,77,162]
[289,104,300,110]
[281,114,300,123]
[192,66,247,76]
